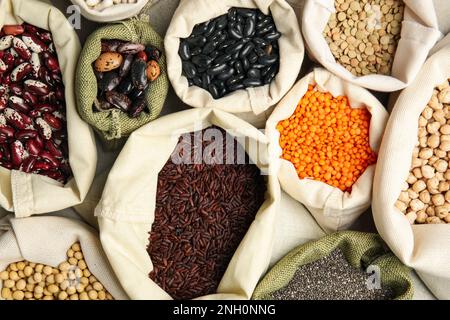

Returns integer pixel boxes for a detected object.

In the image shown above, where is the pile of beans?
[93,39,161,118]
[395,79,450,224]
[277,85,377,192]
[180,8,281,99]
[147,127,266,299]
[0,243,113,300]
[271,249,393,300]
[0,24,70,183]
[323,0,404,76]
[84,0,138,11]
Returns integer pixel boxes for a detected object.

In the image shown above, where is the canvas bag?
[372,34,450,300]
[302,0,442,92]
[76,20,169,144]
[95,108,280,300]
[164,0,304,116]
[0,215,128,300]
[252,231,413,300]
[70,0,151,23]
[266,68,388,233]
[0,0,97,218]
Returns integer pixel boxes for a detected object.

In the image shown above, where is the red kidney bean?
[22,90,38,105]
[24,24,39,34]
[20,156,36,173]
[26,139,41,156]
[2,52,14,71]
[24,79,49,95]
[10,62,32,82]
[4,108,27,129]
[0,95,8,111]
[55,86,65,101]
[39,150,59,167]
[43,53,60,73]
[9,83,23,96]
[12,37,31,60]
[42,113,61,130]
[30,53,40,76]
[0,60,7,74]
[2,26,24,36]
[11,140,26,167]
[34,104,56,113]
[15,129,38,140]
[45,139,63,158]
[0,126,15,139]
[37,31,52,44]
[32,160,51,172]
[8,96,30,113]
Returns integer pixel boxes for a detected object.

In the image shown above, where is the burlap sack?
[95,108,280,300]
[0,215,128,300]
[302,0,442,92]
[0,0,97,218]
[70,0,151,23]
[266,68,388,233]
[76,20,169,143]
[372,35,450,300]
[164,0,304,115]
[252,231,413,300]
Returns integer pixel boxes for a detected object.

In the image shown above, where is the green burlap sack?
[252,231,413,300]
[76,19,168,144]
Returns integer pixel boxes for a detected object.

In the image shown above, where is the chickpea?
[427,177,440,190]
[12,291,24,300]
[16,279,26,291]
[432,194,445,206]
[434,149,447,158]
[435,204,450,219]
[88,290,98,300]
[412,167,423,179]
[70,294,79,300]
[79,292,89,300]
[441,134,450,142]
[16,262,26,271]
[74,252,83,260]
[71,243,81,252]
[24,292,33,299]
[419,116,428,127]
[406,173,417,184]
[427,121,440,134]
[1,288,12,299]
[421,165,435,179]
[98,291,106,300]
[43,266,53,276]
[419,190,431,204]
[3,279,15,289]
[23,266,33,277]
[410,199,425,211]
[78,260,87,271]
[427,216,443,224]
[416,211,428,223]
[440,124,450,134]
[0,271,9,281]
[427,135,440,149]
[58,291,68,300]
[440,140,450,152]
[93,282,104,291]
[439,181,450,192]
[9,263,18,272]
[412,180,426,192]
[67,249,74,258]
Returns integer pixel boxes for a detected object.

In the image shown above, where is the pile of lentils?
[271,248,393,300]
[147,127,267,300]
[179,8,281,99]
[323,0,404,76]
[0,243,113,300]
[395,79,450,224]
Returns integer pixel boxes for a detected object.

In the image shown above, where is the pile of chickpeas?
[395,79,450,224]
[0,243,113,300]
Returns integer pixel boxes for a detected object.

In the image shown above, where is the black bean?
[257,11,266,20]
[231,51,240,60]
[258,54,278,65]
[256,17,272,30]
[219,86,228,97]
[241,57,250,71]
[182,61,197,78]
[226,41,245,55]
[256,24,274,37]
[179,41,191,60]
[265,32,281,42]
[235,21,243,34]
[234,61,244,75]
[243,78,262,87]
[216,15,228,30]
[204,20,217,38]
[197,66,208,74]
[247,68,261,79]
[228,83,245,91]
[254,46,266,57]
[190,47,202,56]
[239,42,255,58]
[216,67,235,80]
[208,84,220,99]
[210,50,220,60]
[202,73,211,88]
[203,41,218,55]
[253,37,268,47]
[264,70,276,84]
[248,52,258,64]
[192,21,210,35]
[226,75,245,87]
[192,76,202,87]
[192,54,213,67]
[252,63,266,69]
[236,8,255,18]
[261,65,274,77]
[213,32,227,44]
[214,53,232,64]
[229,27,243,40]
[207,63,227,76]
[218,39,236,51]
[214,80,226,91]
[228,8,237,22]
[244,17,256,37]
[186,35,207,47]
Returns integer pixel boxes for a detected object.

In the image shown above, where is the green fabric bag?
[76,19,168,144]
[252,231,414,300]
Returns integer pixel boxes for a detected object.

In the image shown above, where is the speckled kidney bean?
[0,23,71,183]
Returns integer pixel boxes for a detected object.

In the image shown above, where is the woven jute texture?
[76,19,168,143]
[252,231,413,300]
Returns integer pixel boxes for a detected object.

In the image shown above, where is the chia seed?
[271,248,393,300]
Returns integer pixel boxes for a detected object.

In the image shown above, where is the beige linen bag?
[302,0,442,92]
[69,0,150,23]
[0,215,128,300]
[266,68,388,233]
[95,108,280,300]
[0,0,97,218]
[164,0,304,116]
[372,35,450,300]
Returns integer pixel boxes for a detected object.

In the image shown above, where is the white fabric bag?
[164,0,304,115]
[372,35,450,300]
[95,108,280,300]
[69,0,150,22]
[0,215,128,300]
[0,0,97,218]
[266,68,388,233]
[302,0,442,92]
